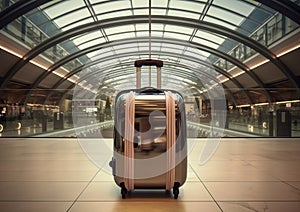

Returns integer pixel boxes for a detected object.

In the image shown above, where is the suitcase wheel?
[120,182,127,199]
[173,182,180,199]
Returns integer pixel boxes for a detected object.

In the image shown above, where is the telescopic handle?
[134,59,163,68]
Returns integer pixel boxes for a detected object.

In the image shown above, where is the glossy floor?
[0,138,299,212]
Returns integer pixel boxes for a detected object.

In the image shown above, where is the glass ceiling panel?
[105,25,135,36]
[151,31,164,37]
[136,31,152,37]
[113,43,139,50]
[207,6,245,27]
[164,25,194,35]
[62,17,94,31]
[43,0,86,20]
[135,24,150,31]
[168,9,200,20]
[161,43,184,50]
[195,31,226,45]
[71,31,103,47]
[151,9,167,15]
[152,0,168,7]
[53,9,91,29]
[77,38,106,50]
[115,47,138,55]
[132,0,149,8]
[169,0,205,15]
[163,32,191,41]
[184,47,211,59]
[203,16,237,31]
[139,45,152,52]
[37,0,63,10]
[108,32,136,41]
[93,1,131,15]
[160,46,184,54]
[150,24,164,31]
[213,0,255,16]
[99,10,132,20]
[133,8,149,16]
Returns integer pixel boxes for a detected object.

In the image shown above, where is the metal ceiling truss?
[52,67,231,107]
[1,15,298,96]
[38,50,252,105]
[39,60,233,106]
[30,37,265,98]
[19,30,266,104]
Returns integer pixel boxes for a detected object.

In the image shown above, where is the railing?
[215,13,299,72]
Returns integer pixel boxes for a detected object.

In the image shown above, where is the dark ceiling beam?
[0,0,51,29]
[256,0,300,25]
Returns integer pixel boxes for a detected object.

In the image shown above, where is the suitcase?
[110,59,187,199]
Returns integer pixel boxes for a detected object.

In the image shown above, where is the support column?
[136,67,141,89]
[157,66,161,89]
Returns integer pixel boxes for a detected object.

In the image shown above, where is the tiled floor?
[0,138,299,211]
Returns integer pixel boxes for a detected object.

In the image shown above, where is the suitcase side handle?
[134,59,163,68]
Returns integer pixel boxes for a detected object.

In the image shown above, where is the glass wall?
[185,95,300,138]
[0,89,113,137]
[1,89,299,138]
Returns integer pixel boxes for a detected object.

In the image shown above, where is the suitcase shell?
[111,87,187,198]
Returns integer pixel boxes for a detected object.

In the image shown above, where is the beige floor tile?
[0,160,98,171]
[0,182,88,201]
[204,182,300,201]
[190,161,278,181]
[219,201,300,212]
[248,161,300,181]
[186,166,200,182]
[93,170,114,181]
[0,202,72,212]
[179,182,213,201]
[0,138,299,211]
[78,182,123,201]
[70,201,221,212]
[0,170,97,181]
[287,181,300,190]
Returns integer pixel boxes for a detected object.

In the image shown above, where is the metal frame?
[0,1,299,107]
[1,16,298,92]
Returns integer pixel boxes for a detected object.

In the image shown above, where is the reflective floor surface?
[0,138,299,212]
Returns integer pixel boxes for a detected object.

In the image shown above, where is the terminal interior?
[0,0,299,211]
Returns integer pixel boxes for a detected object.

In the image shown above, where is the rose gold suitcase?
[110,60,187,199]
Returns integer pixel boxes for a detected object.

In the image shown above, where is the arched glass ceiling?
[0,0,299,106]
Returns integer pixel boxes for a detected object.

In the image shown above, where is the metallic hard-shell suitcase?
[110,60,187,199]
